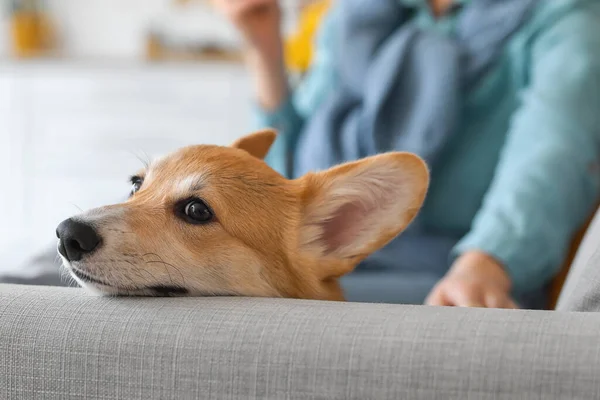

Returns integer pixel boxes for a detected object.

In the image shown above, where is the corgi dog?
[56,130,429,300]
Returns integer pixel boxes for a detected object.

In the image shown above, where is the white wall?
[0,61,253,262]
[48,0,174,59]
[46,0,240,59]
[0,0,299,59]
[0,12,8,56]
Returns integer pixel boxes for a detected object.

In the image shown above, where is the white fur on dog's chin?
[59,257,105,296]
[60,251,242,297]
[62,261,171,296]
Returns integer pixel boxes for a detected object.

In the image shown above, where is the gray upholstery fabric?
[2,284,600,399]
[557,208,600,312]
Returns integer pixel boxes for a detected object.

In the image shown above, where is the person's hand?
[211,0,282,50]
[425,251,519,309]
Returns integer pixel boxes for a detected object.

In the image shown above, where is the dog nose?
[56,218,101,262]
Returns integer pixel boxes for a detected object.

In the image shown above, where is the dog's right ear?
[231,129,277,160]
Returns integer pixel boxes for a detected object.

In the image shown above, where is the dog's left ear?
[231,129,277,160]
[298,152,429,278]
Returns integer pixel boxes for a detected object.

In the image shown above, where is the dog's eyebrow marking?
[174,174,206,195]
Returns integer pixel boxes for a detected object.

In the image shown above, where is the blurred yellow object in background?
[285,0,331,75]
[10,0,56,58]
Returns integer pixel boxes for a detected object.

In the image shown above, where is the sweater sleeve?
[452,8,600,294]
[257,5,339,177]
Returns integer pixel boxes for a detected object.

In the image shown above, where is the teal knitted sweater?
[255,0,600,294]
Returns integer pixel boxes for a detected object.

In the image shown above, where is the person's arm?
[212,0,288,110]
[244,20,288,112]
[258,5,340,176]
[451,8,600,296]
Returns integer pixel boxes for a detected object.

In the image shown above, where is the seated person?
[214,0,600,309]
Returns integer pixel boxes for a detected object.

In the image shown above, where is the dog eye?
[183,199,213,224]
[130,176,143,196]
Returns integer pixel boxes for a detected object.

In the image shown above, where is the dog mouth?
[70,267,112,286]
[145,285,189,296]
[69,267,189,296]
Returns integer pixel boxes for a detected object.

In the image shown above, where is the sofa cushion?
[4,284,600,399]
[0,239,69,287]
[557,208,600,311]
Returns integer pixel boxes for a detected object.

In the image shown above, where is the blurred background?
[0,0,330,265]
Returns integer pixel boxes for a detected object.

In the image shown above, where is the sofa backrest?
[557,207,600,311]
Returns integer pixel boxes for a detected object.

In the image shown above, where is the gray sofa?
[2,210,600,399]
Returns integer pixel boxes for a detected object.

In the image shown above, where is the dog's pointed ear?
[298,152,429,275]
[231,129,277,160]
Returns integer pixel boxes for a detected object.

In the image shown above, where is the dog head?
[57,130,429,300]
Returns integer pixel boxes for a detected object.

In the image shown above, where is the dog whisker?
[144,259,186,287]
[147,253,186,286]
[130,260,163,285]
[106,228,135,235]
[121,259,156,285]
[69,202,84,212]
[155,253,186,287]
[59,264,79,287]
[130,150,152,170]
[140,252,187,287]
[141,252,159,260]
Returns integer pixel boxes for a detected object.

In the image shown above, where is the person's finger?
[425,286,452,306]
[484,291,519,309]
[446,283,485,307]
[483,291,505,309]
[502,297,520,309]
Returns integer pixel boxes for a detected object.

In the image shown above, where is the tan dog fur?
[59,130,429,300]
